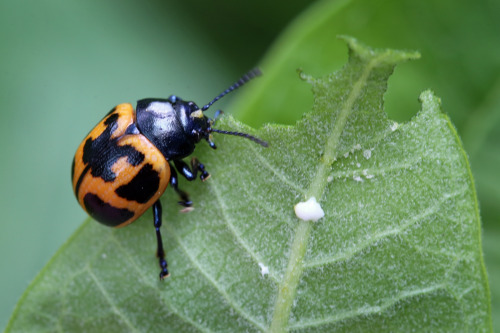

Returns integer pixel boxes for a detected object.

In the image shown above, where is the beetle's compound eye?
[187,101,198,110]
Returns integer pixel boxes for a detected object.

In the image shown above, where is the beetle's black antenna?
[202,68,261,111]
[212,128,268,147]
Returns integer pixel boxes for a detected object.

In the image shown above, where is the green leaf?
[6,38,491,332]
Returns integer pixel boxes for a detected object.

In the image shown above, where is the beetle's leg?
[173,158,210,182]
[169,163,192,207]
[153,200,169,280]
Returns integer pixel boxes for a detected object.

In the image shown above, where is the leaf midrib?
[269,54,388,332]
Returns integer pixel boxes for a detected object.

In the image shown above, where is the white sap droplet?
[356,163,361,168]
[327,175,334,182]
[294,197,325,222]
[259,263,269,276]
[363,149,372,160]
[391,122,399,131]
[353,175,363,182]
[354,144,362,150]
[344,152,350,158]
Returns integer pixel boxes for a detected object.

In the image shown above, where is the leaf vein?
[110,236,211,332]
[238,175,296,228]
[87,268,140,332]
[210,180,280,283]
[109,234,154,285]
[289,283,447,329]
[328,157,423,180]
[304,185,468,268]
[247,140,306,194]
[164,223,267,331]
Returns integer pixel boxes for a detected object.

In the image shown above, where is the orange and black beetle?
[72,69,267,279]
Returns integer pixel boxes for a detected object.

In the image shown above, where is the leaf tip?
[338,35,421,65]
[419,89,443,115]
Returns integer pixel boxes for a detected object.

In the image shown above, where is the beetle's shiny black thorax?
[135,97,210,160]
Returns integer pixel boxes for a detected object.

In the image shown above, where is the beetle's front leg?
[169,164,192,208]
[173,158,210,181]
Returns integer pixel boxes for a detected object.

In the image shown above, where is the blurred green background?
[1,0,498,330]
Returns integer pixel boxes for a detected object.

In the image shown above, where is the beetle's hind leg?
[152,200,169,280]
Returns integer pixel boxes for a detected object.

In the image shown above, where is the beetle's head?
[171,98,210,144]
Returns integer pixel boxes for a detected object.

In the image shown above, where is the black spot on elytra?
[75,164,90,197]
[115,164,160,203]
[106,106,117,116]
[104,112,118,126]
[82,112,145,183]
[84,193,134,227]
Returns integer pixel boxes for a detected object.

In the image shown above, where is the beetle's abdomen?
[72,103,170,227]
